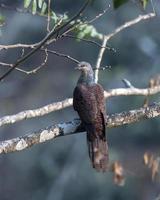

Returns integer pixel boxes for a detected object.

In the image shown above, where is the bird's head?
[75,61,92,73]
[76,61,94,84]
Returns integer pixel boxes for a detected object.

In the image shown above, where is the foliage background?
[0,0,160,199]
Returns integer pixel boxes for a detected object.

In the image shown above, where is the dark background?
[0,0,160,199]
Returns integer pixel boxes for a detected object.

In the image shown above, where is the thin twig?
[0,42,80,64]
[0,43,38,50]
[26,48,49,74]
[87,4,110,24]
[104,12,156,41]
[0,62,30,74]
[94,35,108,83]
[94,12,156,83]
[0,0,90,81]
[63,34,115,51]
[122,79,135,88]
[51,4,110,44]
[0,49,49,75]
[0,49,79,75]
[47,0,51,32]
[0,102,160,154]
[46,49,79,64]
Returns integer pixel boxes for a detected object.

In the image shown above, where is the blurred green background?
[0,0,160,199]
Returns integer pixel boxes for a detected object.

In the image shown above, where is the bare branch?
[0,12,155,79]
[94,35,108,83]
[46,49,79,64]
[104,12,156,41]
[104,86,160,98]
[0,85,160,127]
[122,79,135,88]
[0,98,73,127]
[0,49,79,74]
[0,49,49,75]
[94,12,156,83]
[0,62,31,74]
[0,0,90,81]
[24,48,49,74]
[47,0,51,32]
[87,4,110,24]
[0,43,38,50]
[0,102,160,154]
[63,34,115,51]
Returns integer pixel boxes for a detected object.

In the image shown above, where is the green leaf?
[41,2,47,14]
[141,0,149,9]
[51,11,58,23]
[75,23,102,40]
[32,0,37,15]
[38,0,44,9]
[24,0,32,8]
[0,14,5,26]
[113,0,129,9]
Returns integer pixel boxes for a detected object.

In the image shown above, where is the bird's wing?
[93,83,106,113]
[73,84,97,123]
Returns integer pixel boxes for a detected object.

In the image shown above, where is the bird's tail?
[87,133,109,172]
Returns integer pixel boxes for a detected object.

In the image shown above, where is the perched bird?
[73,61,109,172]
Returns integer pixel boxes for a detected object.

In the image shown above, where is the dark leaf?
[113,0,129,9]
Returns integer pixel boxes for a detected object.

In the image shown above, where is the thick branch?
[0,85,160,127]
[104,86,160,98]
[0,103,160,154]
[0,98,73,127]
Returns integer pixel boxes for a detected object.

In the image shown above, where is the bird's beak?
[75,64,81,70]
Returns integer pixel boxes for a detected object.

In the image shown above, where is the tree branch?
[0,48,80,75]
[0,12,155,78]
[0,0,90,81]
[62,34,114,51]
[94,12,156,82]
[0,102,160,154]
[104,12,156,41]
[104,86,160,98]
[0,98,73,127]
[0,85,160,127]
[94,35,108,83]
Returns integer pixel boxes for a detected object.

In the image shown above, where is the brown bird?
[73,61,109,172]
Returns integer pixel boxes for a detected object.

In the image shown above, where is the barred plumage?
[73,62,109,172]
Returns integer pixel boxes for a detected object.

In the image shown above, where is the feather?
[73,62,109,172]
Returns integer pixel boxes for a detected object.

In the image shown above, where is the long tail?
[87,132,109,172]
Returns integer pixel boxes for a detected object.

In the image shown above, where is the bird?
[73,61,109,172]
